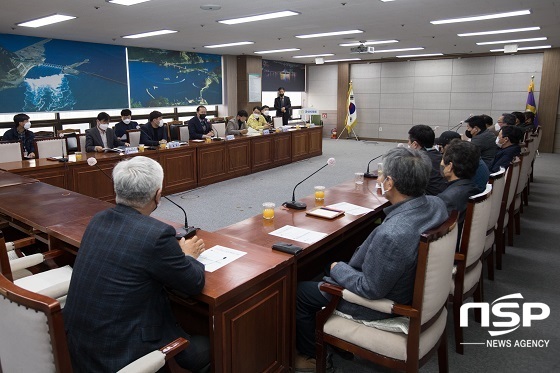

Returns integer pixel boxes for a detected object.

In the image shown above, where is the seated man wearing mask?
[188,105,214,140]
[489,125,523,173]
[407,124,447,195]
[438,139,480,230]
[64,156,210,372]
[2,113,35,158]
[261,105,273,126]
[295,148,448,372]
[114,109,140,140]
[247,106,271,131]
[225,110,249,136]
[464,115,497,168]
[140,111,168,146]
[86,112,128,152]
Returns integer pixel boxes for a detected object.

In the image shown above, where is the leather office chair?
[449,185,492,354]
[34,138,67,159]
[482,168,507,281]
[166,121,183,140]
[315,211,459,373]
[0,141,23,162]
[0,273,189,373]
[126,129,141,147]
[1,230,72,307]
[62,133,80,153]
[57,128,81,137]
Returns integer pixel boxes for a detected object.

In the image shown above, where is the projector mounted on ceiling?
[350,43,375,54]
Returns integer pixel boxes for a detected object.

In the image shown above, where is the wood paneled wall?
[538,48,560,153]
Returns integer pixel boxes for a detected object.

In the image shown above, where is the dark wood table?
[0,170,38,188]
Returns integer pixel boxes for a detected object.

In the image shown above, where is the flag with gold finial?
[525,76,538,127]
[345,82,357,131]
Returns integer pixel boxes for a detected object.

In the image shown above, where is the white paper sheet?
[327,202,374,216]
[268,225,328,244]
[197,245,247,272]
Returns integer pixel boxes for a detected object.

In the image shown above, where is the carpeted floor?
[153,138,560,372]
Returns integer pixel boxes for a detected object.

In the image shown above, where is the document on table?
[327,202,373,216]
[197,245,247,272]
[269,225,328,244]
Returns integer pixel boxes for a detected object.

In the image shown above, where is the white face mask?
[158,120,164,127]
[123,118,131,125]
[253,113,260,119]
[495,136,503,148]
[380,178,388,196]
[263,110,269,116]
[23,121,31,130]
[99,123,108,131]
[494,123,501,132]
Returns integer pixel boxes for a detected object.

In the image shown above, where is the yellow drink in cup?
[138,144,145,152]
[262,202,275,219]
[314,186,325,201]
[75,152,82,161]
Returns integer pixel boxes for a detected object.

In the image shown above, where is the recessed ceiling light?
[373,47,424,53]
[490,45,551,52]
[339,40,399,47]
[200,4,221,11]
[254,48,300,54]
[458,27,541,37]
[324,58,362,62]
[431,9,531,25]
[218,10,299,25]
[380,0,395,2]
[396,53,444,58]
[296,30,363,39]
[292,53,335,58]
[204,41,254,48]
[476,37,547,45]
[106,0,151,6]
[123,30,178,39]
[17,14,76,28]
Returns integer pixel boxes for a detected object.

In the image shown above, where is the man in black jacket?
[273,87,291,126]
[490,125,523,173]
[408,124,447,195]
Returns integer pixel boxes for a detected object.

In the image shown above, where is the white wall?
[307,54,543,141]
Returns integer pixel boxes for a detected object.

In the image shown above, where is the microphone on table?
[212,125,222,141]
[283,157,336,210]
[87,157,112,180]
[364,154,384,179]
[59,133,68,162]
[163,196,198,239]
[450,113,473,132]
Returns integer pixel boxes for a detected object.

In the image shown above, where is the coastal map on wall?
[128,47,222,107]
[262,59,305,92]
[0,34,128,112]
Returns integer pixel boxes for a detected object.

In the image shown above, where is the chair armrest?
[9,254,43,272]
[5,237,36,252]
[392,304,419,318]
[116,338,189,373]
[454,253,465,262]
[340,290,394,314]
[319,283,343,297]
[42,249,64,261]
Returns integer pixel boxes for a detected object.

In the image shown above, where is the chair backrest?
[57,128,81,137]
[34,138,66,158]
[63,133,80,153]
[505,157,521,210]
[176,125,190,141]
[487,168,507,230]
[0,273,72,373]
[514,149,530,197]
[212,121,226,138]
[78,134,87,153]
[273,117,283,127]
[460,184,493,267]
[0,141,23,162]
[127,129,141,147]
[169,123,186,141]
[417,211,459,325]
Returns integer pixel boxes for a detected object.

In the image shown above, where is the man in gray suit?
[64,156,210,372]
[295,148,449,372]
[85,112,128,152]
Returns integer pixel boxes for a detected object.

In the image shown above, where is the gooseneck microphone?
[364,154,383,179]
[163,196,198,239]
[283,158,336,210]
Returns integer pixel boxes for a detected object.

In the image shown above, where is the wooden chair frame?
[482,169,507,281]
[495,158,520,270]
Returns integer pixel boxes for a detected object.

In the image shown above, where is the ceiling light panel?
[325,58,362,62]
[254,48,300,54]
[17,14,76,28]
[458,27,541,37]
[123,30,177,38]
[293,53,335,58]
[373,47,424,53]
[396,53,444,58]
[107,0,151,6]
[431,9,531,25]
[204,41,254,48]
[490,45,551,52]
[218,10,299,25]
[296,30,363,39]
[476,37,547,45]
[339,40,398,47]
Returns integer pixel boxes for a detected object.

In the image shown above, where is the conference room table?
[0,170,38,188]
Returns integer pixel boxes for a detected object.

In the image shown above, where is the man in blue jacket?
[490,125,523,173]
[295,148,449,371]
[2,113,35,158]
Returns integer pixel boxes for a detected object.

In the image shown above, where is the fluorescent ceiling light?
[396,53,444,58]
[296,30,363,39]
[204,41,254,48]
[477,37,547,45]
[373,47,424,53]
[325,58,362,62]
[218,10,299,25]
[458,26,541,37]
[380,0,395,2]
[292,53,335,58]
[107,0,151,5]
[339,40,398,47]
[17,14,76,28]
[254,48,300,54]
[490,45,551,52]
[123,29,177,39]
[431,9,531,25]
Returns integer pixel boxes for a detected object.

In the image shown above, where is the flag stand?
[336,126,360,141]
[337,81,360,141]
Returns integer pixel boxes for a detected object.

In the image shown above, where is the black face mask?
[199,114,206,120]
[279,94,284,97]
[465,129,473,139]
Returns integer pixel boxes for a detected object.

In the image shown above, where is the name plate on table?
[263,129,270,135]
[124,147,138,155]
[167,141,181,149]
[226,134,235,141]
[301,108,319,115]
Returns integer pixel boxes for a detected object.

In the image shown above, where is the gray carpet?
[153,139,560,372]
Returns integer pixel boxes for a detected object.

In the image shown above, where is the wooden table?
[0,170,37,188]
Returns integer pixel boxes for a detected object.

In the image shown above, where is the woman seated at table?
[247,106,270,131]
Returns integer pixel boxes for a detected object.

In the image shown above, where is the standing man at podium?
[274,87,291,127]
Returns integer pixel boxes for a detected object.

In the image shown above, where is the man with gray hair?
[295,148,449,372]
[64,156,210,372]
